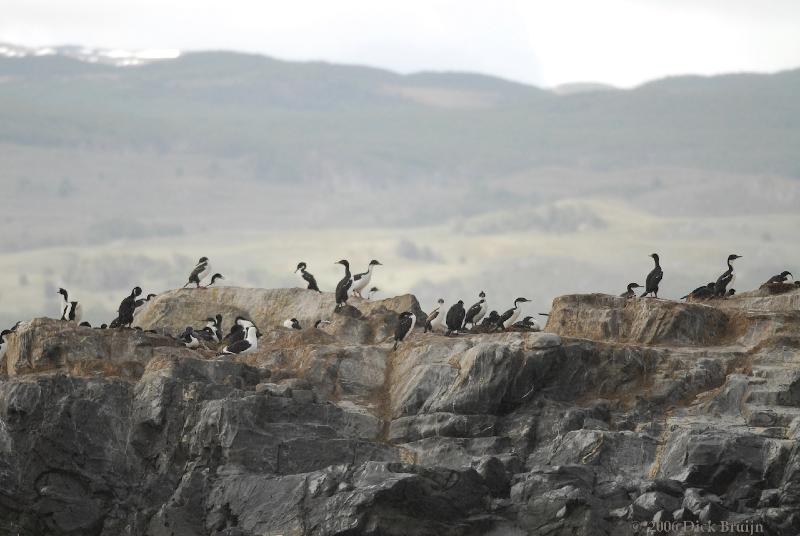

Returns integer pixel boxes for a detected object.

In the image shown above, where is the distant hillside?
[1,50,799,182]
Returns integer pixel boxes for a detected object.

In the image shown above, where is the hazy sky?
[2,0,800,87]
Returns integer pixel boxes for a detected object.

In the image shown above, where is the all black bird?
[393,311,416,350]
[714,254,742,297]
[445,300,466,336]
[682,282,716,300]
[334,260,352,309]
[296,262,321,292]
[206,273,224,287]
[641,254,663,298]
[463,291,487,329]
[112,286,142,328]
[183,256,211,288]
[498,297,531,330]
[619,283,642,299]
[764,271,793,285]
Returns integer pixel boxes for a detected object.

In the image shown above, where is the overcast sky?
[2,0,799,87]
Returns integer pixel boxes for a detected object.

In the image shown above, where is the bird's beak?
[294,268,299,273]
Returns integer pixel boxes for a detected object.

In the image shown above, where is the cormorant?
[58,288,82,323]
[334,260,352,309]
[205,314,223,342]
[179,327,202,348]
[463,291,487,329]
[682,282,716,300]
[295,262,321,292]
[619,283,642,299]
[206,273,224,287]
[480,311,500,329]
[393,311,416,350]
[221,325,257,355]
[641,254,663,298]
[283,318,301,330]
[79,321,91,328]
[513,316,540,331]
[498,297,530,330]
[445,300,466,336]
[764,271,793,285]
[714,254,742,297]
[425,298,446,333]
[112,286,142,328]
[183,257,211,288]
[352,260,382,298]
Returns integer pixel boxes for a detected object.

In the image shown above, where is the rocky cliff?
[1,286,799,535]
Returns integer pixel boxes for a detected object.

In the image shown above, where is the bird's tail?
[640,291,648,297]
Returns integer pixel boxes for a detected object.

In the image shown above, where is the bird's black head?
[336,259,349,268]
[488,311,499,319]
[479,291,486,298]
[296,262,306,272]
[628,283,642,289]
[781,271,792,278]
[100,324,108,329]
[132,286,142,296]
[370,286,379,292]
[79,321,91,327]
[650,253,660,261]
[198,256,208,263]
[1,329,12,337]
[522,316,533,321]
[146,293,156,300]
[728,254,742,261]
[369,260,382,266]
[437,298,444,304]
[515,297,530,304]
[216,314,222,322]
[57,288,68,298]
[211,273,224,282]
[728,289,736,295]
[457,300,464,305]
[291,318,299,322]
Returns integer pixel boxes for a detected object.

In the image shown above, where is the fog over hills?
[1,45,798,325]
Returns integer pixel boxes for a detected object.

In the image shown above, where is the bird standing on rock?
[351,260,382,298]
[426,298,446,333]
[498,297,530,330]
[184,256,211,288]
[393,311,416,350]
[714,254,742,297]
[641,254,663,298]
[58,288,83,323]
[445,300,466,336]
[334,260,353,309]
[619,283,641,299]
[682,282,716,301]
[205,315,223,342]
[295,262,321,292]
[463,291,487,329]
[112,286,142,328]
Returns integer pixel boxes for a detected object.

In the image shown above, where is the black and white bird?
[445,300,466,336]
[295,262,321,292]
[641,254,663,298]
[221,325,258,355]
[764,271,793,285]
[682,282,716,301]
[713,254,742,297]
[513,316,541,331]
[205,314,223,342]
[283,318,301,330]
[57,288,83,323]
[112,286,142,328]
[334,260,353,309]
[425,298,446,333]
[224,316,260,344]
[619,283,642,299]
[183,256,211,288]
[393,311,416,350]
[352,260,382,298]
[206,273,224,287]
[498,297,530,330]
[367,287,379,300]
[179,326,202,348]
[463,291,487,329]
[0,329,14,361]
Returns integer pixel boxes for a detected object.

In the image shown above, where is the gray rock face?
[1,286,799,535]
